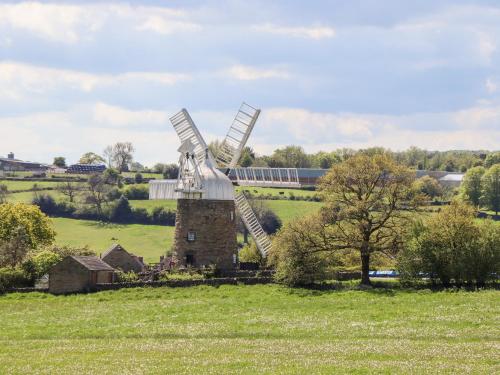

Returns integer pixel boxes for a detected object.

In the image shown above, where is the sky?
[0,0,499,166]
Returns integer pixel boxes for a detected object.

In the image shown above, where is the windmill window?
[187,231,196,242]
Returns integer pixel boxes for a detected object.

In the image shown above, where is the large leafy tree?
[52,157,66,168]
[0,203,55,267]
[79,152,105,165]
[461,166,485,207]
[318,153,416,285]
[482,164,500,215]
[484,152,500,168]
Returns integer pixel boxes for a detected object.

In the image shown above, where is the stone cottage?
[101,244,145,273]
[49,256,115,294]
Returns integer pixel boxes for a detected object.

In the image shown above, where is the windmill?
[150,103,273,269]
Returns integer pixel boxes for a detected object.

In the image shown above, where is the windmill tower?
[150,103,272,269]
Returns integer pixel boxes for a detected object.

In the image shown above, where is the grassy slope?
[0,286,498,374]
[52,218,173,263]
[0,180,61,191]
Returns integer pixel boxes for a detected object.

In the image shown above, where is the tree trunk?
[361,253,371,285]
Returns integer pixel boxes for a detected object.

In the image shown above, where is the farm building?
[101,244,145,273]
[0,153,48,173]
[49,256,115,294]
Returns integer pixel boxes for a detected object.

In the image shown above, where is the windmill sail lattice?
[235,192,272,257]
[216,103,260,170]
[154,102,273,258]
[170,109,215,165]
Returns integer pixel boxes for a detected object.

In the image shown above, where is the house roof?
[71,256,115,271]
[101,243,125,258]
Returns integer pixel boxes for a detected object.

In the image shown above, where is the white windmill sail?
[216,102,260,170]
[170,109,216,165]
[235,192,272,257]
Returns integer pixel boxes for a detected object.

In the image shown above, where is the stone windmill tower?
[150,103,272,269]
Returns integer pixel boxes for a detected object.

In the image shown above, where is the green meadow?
[0,285,498,374]
[52,218,174,262]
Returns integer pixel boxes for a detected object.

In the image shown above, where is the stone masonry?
[173,199,237,270]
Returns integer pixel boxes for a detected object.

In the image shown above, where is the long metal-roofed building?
[226,167,328,187]
[0,153,49,173]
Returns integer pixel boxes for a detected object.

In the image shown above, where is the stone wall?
[49,257,90,294]
[174,199,237,270]
[95,277,274,291]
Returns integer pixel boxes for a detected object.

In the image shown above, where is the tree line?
[53,141,499,174]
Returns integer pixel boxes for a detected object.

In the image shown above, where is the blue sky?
[0,0,499,166]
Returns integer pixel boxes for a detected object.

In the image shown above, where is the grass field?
[0,180,62,191]
[130,199,178,212]
[235,186,318,198]
[0,285,497,374]
[264,200,323,223]
[52,218,173,262]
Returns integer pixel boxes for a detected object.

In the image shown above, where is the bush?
[398,202,500,286]
[269,214,328,286]
[0,267,33,292]
[115,270,139,283]
[24,250,62,279]
[32,194,75,217]
[239,242,263,264]
[151,207,176,225]
[131,207,150,224]
[122,185,149,200]
[135,173,143,184]
[109,195,133,223]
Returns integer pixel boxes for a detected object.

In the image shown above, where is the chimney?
[7,152,14,159]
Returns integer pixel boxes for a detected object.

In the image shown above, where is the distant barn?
[49,256,114,294]
[101,244,145,273]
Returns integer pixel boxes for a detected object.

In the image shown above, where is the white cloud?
[0,62,189,99]
[254,23,336,39]
[93,103,168,127]
[0,2,102,44]
[485,78,498,93]
[136,15,201,34]
[0,3,201,44]
[477,32,496,65]
[225,65,290,81]
[261,108,372,141]
[0,106,177,166]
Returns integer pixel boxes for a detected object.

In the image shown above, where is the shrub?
[239,242,263,264]
[109,195,133,223]
[398,202,500,286]
[135,173,143,184]
[123,185,149,200]
[131,207,150,224]
[24,250,62,279]
[151,207,176,225]
[269,214,328,286]
[32,194,75,217]
[0,267,33,292]
[115,270,139,283]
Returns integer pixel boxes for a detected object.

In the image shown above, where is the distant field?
[0,286,498,373]
[236,186,318,198]
[52,218,173,262]
[0,180,61,191]
[129,199,177,212]
[264,200,323,223]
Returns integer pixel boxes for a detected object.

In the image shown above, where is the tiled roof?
[71,256,115,271]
